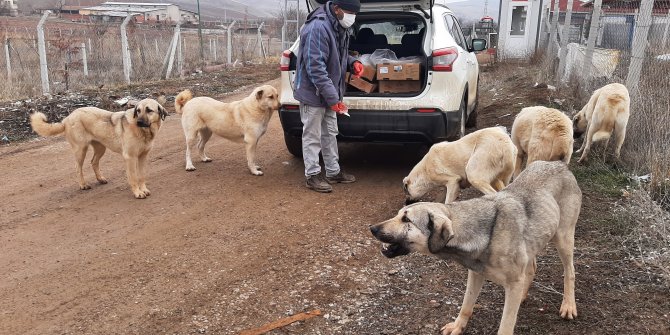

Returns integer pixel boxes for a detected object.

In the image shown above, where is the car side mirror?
[471,39,487,52]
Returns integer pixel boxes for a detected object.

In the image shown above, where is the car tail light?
[416,108,436,113]
[280,50,292,71]
[431,47,458,72]
[282,104,299,110]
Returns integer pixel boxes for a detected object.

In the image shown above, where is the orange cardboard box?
[346,72,377,93]
[378,80,421,93]
[377,63,420,81]
[359,64,377,81]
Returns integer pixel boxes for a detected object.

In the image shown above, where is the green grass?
[570,160,631,198]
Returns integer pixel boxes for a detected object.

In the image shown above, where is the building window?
[510,6,527,36]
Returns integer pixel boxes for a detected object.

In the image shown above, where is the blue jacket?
[294,2,355,108]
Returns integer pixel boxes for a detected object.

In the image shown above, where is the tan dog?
[371,161,582,335]
[511,106,573,177]
[174,85,280,175]
[573,83,630,163]
[30,99,168,199]
[403,127,517,204]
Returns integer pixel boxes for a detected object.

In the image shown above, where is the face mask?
[339,12,356,29]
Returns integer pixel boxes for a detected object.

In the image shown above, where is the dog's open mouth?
[381,243,410,258]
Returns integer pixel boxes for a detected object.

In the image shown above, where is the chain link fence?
[0,16,282,100]
[536,0,670,207]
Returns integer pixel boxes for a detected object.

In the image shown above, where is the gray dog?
[371,161,582,335]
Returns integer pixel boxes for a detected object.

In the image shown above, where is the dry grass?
[616,188,670,285]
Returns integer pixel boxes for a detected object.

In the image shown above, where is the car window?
[444,15,467,51]
[356,20,425,45]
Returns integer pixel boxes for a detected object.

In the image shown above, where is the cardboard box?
[378,80,422,93]
[377,63,420,81]
[346,72,377,93]
[359,64,377,81]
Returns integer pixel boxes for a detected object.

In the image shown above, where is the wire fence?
[0,16,283,100]
[535,0,670,207]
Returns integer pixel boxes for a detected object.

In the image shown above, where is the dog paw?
[441,321,466,335]
[202,157,212,163]
[80,184,91,190]
[559,300,578,320]
[141,187,151,196]
[97,178,108,184]
[251,170,264,176]
[133,191,147,199]
[186,166,196,171]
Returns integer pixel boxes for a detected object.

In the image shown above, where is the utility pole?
[197,0,204,63]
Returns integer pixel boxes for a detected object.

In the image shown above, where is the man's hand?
[352,61,364,78]
[330,102,349,115]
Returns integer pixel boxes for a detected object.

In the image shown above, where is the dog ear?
[427,211,454,254]
[158,105,168,121]
[255,88,264,101]
[133,106,139,118]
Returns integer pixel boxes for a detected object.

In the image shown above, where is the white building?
[80,2,198,24]
[0,0,19,17]
[497,0,543,59]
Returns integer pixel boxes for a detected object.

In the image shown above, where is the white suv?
[279,0,487,156]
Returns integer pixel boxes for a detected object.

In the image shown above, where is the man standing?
[294,0,364,193]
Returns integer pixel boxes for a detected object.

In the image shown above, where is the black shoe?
[305,173,333,193]
[325,171,356,184]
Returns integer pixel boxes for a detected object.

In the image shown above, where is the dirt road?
[1,70,668,335]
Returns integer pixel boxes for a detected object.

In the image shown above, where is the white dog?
[573,83,630,163]
[403,127,517,204]
[174,85,280,175]
[511,106,573,177]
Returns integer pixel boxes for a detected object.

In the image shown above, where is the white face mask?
[339,12,356,29]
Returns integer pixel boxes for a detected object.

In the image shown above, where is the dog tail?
[174,90,193,114]
[30,112,65,136]
[592,129,612,143]
[607,93,626,106]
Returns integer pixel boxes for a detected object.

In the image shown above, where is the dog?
[573,83,630,163]
[174,85,280,175]
[511,106,573,177]
[403,126,517,204]
[371,161,582,335]
[30,99,168,199]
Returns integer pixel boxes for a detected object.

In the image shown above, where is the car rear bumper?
[279,107,460,144]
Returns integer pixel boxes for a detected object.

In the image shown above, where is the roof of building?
[102,2,175,6]
[83,5,158,13]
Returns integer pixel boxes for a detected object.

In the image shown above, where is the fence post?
[547,0,561,58]
[662,10,670,49]
[214,36,218,62]
[557,0,575,81]
[257,22,266,59]
[626,0,654,92]
[4,37,10,82]
[177,33,183,78]
[81,42,88,77]
[227,20,237,64]
[582,0,603,82]
[120,14,134,84]
[165,24,180,79]
[37,10,51,96]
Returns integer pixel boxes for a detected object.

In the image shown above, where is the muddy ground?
[0,63,668,335]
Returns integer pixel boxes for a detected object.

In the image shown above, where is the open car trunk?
[345,12,428,97]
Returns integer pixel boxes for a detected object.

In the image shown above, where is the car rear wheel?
[284,132,303,157]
